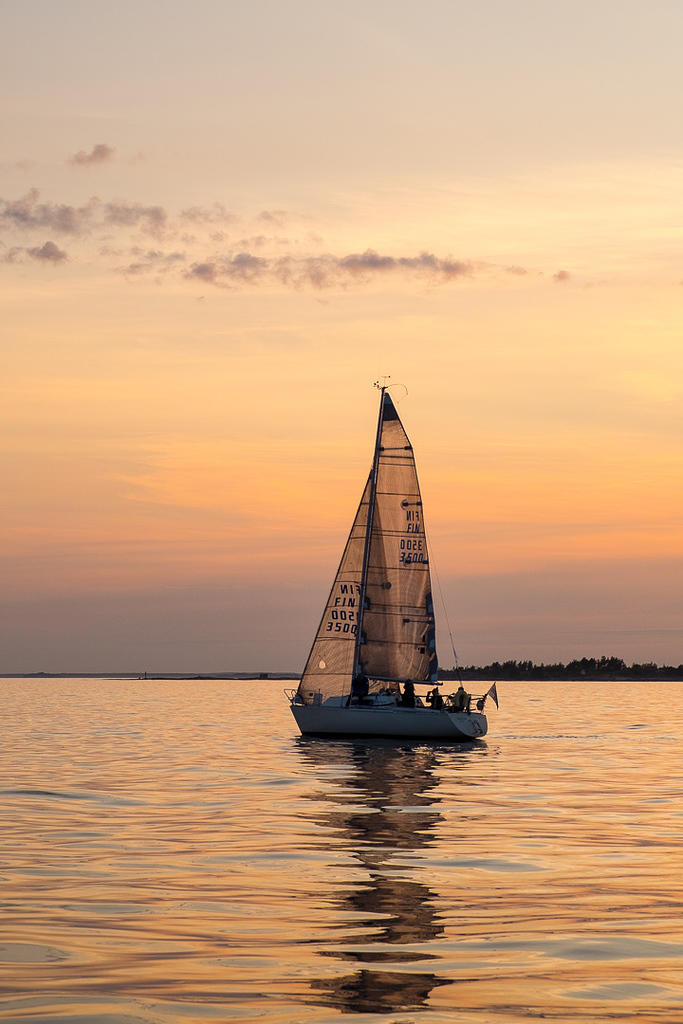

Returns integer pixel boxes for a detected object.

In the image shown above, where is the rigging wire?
[427,529,463,683]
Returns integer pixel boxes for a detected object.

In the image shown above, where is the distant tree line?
[439,655,683,681]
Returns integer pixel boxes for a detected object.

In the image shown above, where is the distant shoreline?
[443,656,683,682]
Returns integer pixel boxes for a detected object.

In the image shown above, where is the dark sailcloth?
[297,391,437,705]
[296,477,370,704]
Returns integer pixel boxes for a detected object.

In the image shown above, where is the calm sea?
[1,677,683,1023]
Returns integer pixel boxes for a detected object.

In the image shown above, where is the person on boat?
[400,680,416,707]
[427,687,444,709]
[347,672,370,705]
[453,684,471,713]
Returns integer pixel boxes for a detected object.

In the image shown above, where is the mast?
[353,383,386,677]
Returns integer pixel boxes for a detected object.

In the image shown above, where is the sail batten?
[296,389,438,705]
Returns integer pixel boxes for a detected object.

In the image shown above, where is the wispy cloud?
[1,187,547,291]
[257,209,289,228]
[117,248,186,276]
[69,143,115,167]
[29,240,68,262]
[339,250,470,280]
[103,201,167,235]
[185,253,268,285]
[185,249,473,289]
[180,203,237,226]
[3,240,68,264]
[0,190,168,238]
[0,189,98,234]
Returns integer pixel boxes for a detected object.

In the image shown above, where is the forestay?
[297,391,437,706]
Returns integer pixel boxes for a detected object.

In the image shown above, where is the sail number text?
[324,583,359,635]
[401,507,426,564]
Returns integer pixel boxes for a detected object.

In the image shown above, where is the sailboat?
[287,384,493,740]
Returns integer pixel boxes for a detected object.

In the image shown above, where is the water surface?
[1,677,683,1022]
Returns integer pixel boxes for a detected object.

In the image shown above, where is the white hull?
[291,702,487,740]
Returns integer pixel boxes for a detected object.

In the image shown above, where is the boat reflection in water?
[295,736,479,1014]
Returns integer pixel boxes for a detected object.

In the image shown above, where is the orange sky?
[2,2,683,670]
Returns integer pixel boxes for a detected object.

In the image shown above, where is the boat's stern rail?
[441,690,496,714]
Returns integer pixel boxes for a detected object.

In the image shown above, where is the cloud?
[1,187,540,291]
[341,249,471,280]
[553,269,571,283]
[257,209,289,228]
[69,143,115,166]
[2,240,68,264]
[185,252,268,285]
[186,262,218,283]
[103,200,167,235]
[1,190,170,239]
[0,189,99,234]
[234,235,270,249]
[2,246,22,263]
[117,248,186,275]
[28,240,68,262]
[179,203,237,226]
[185,248,473,289]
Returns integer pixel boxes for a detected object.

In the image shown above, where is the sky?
[2,0,683,672]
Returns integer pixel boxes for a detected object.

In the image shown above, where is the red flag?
[486,683,499,708]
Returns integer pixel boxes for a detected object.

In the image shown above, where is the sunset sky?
[2,1,683,672]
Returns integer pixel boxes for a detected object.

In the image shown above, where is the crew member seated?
[452,683,471,712]
[347,672,370,705]
[400,679,416,707]
[426,687,444,709]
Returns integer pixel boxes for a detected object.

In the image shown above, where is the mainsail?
[360,392,438,685]
[297,390,437,705]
